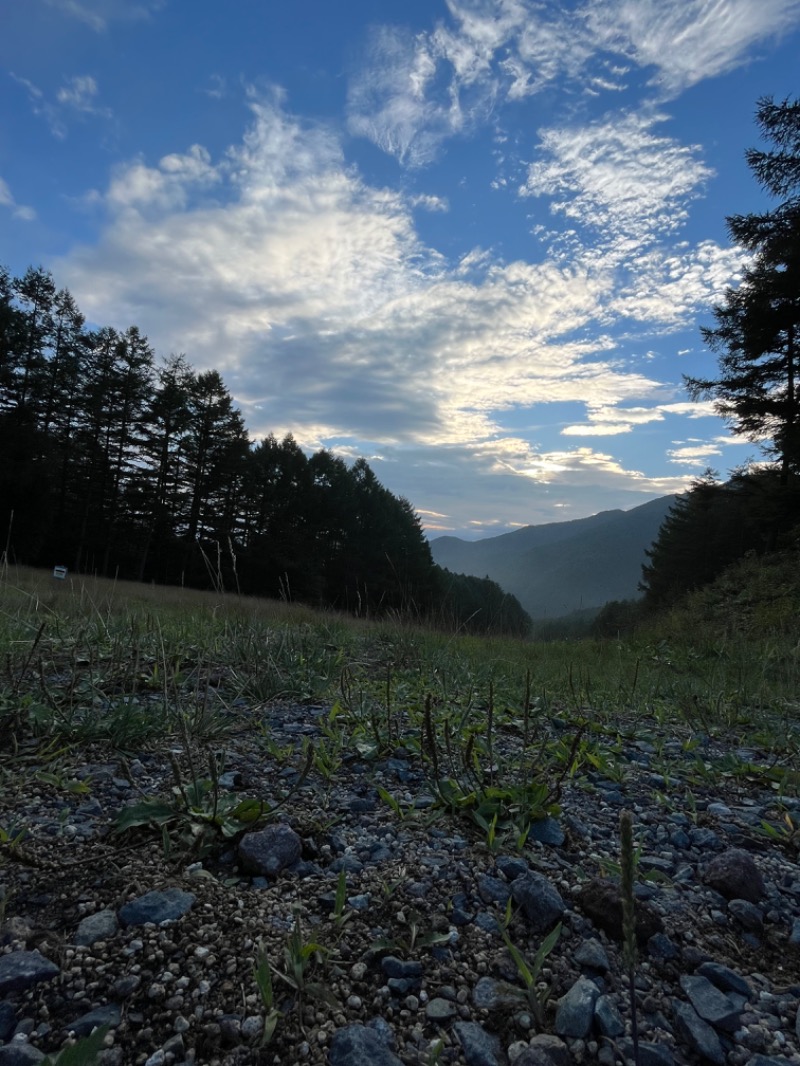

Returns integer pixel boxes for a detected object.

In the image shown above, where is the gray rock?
[472,976,523,1012]
[65,1003,122,1036]
[477,874,511,906]
[525,817,565,846]
[594,993,624,1037]
[328,1023,404,1066]
[696,961,751,999]
[679,974,741,1032]
[574,938,610,972]
[647,932,679,960]
[701,848,765,903]
[672,1001,725,1065]
[511,871,565,933]
[0,1003,16,1043]
[618,1040,674,1066]
[74,908,119,946]
[118,888,195,927]
[425,997,458,1023]
[0,951,60,995]
[495,856,529,881]
[0,1045,46,1066]
[576,878,663,943]
[453,1021,506,1066]
[381,956,423,980]
[518,1035,573,1066]
[728,898,764,931]
[555,975,600,1038]
[237,823,302,877]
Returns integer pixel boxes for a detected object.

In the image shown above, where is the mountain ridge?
[430,495,677,620]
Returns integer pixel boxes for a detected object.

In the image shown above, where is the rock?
[576,878,663,943]
[525,817,565,846]
[594,993,624,1037]
[618,1040,674,1066]
[65,1002,122,1036]
[647,932,679,960]
[695,961,752,999]
[0,950,60,995]
[453,1021,506,1066]
[0,1045,46,1065]
[327,1023,404,1066]
[477,874,511,906]
[381,956,423,980]
[74,907,119,946]
[510,871,565,933]
[728,898,764,931]
[237,823,302,876]
[0,1002,16,1043]
[472,977,523,1012]
[672,1001,725,1065]
[118,888,195,927]
[701,848,765,903]
[554,975,600,1038]
[679,974,740,1032]
[519,1035,573,1066]
[574,938,610,972]
[425,997,458,1023]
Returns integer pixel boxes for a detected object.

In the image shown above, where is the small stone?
[525,817,565,846]
[426,998,458,1023]
[74,908,118,946]
[515,1035,573,1066]
[696,962,752,999]
[702,849,765,903]
[728,898,764,931]
[237,823,302,877]
[118,888,195,927]
[594,994,624,1037]
[576,878,663,943]
[511,871,565,934]
[680,974,741,1032]
[453,1020,505,1066]
[0,951,60,995]
[672,1001,725,1065]
[0,1045,46,1065]
[65,1003,122,1036]
[574,939,610,972]
[328,1023,404,1066]
[555,975,600,1039]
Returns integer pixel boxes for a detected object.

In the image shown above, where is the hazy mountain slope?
[430,495,676,619]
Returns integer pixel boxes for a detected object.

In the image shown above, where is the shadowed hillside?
[430,495,677,619]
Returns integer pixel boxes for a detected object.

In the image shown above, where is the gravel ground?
[2,696,800,1066]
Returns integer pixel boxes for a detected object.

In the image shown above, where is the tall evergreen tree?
[686,96,800,482]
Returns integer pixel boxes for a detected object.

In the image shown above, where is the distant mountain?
[429,495,677,620]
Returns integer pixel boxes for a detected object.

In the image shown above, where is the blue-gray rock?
[690,827,722,850]
[574,938,610,972]
[477,874,511,906]
[555,976,600,1039]
[65,1003,122,1036]
[118,888,195,927]
[495,855,528,881]
[672,1001,725,1065]
[790,917,800,945]
[696,962,752,999]
[594,994,624,1037]
[647,933,679,960]
[526,817,565,846]
[747,1058,796,1066]
[453,1021,506,1066]
[237,824,302,877]
[0,1045,46,1065]
[679,975,741,1032]
[728,898,764,931]
[329,855,364,874]
[381,956,423,980]
[707,802,732,818]
[475,912,503,935]
[425,997,458,1023]
[472,977,523,1012]
[511,871,565,933]
[701,848,765,903]
[0,951,60,995]
[618,1040,674,1066]
[328,1023,404,1066]
[0,1002,16,1043]
[513,1037,574,1066]
[74,908,119,946]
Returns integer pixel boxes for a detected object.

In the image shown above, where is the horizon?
[2,2,798,540]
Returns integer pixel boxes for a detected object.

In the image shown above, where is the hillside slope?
[430,495,677,619]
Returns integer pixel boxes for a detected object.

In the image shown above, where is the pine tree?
[686,96,800,482]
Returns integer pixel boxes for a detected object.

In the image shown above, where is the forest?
[0,266,529,636]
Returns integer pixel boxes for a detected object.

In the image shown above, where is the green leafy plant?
[270,915,339,1021]
[501,921,562,1028]
[41,1026,109,1065]
[253,940,281,1046]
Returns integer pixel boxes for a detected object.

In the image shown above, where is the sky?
[2,1,799,541]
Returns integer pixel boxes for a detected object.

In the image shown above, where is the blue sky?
[2,1,799,540]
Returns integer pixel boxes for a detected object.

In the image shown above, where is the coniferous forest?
[0,266,530,635]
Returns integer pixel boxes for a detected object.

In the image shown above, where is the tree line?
[596,96,800,635]
[0,267,530,635]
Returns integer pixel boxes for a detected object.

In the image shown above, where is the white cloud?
[585,0,800,95]
[44,0,164,31]
[521,110,714,251]
[12,72,111,138]
[0,177,36,221]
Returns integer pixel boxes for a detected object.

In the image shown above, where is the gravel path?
[2,698,800,1066]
